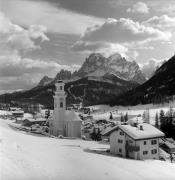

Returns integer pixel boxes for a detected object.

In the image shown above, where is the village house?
[49,80,82,138]
[20,103,43,113]
[103,123,164,160]
[22,118,46,127]
[12,110,24,118]
[159,139,175,154]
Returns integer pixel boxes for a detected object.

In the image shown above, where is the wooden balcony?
[126,143,140,152]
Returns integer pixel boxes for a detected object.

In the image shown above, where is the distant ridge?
[110,54,175,106]
[0,52,145,107]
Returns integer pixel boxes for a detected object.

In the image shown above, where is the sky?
[0,0,175,94]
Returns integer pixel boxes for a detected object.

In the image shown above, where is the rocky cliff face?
[38,53,146,87]
[75,53,146,84]
[54,69,73,81]
[38,76,53,87]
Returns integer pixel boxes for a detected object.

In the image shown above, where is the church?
[49,80,82,138]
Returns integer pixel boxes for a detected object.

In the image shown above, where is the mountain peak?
[55,69,72,81]
[76,53,146,84]
[88,53,104,59]
[108,53,122,61]
[37,76,53,87]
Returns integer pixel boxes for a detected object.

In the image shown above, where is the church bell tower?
[53,80,66,136]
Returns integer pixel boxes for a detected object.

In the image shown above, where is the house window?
[144,141,147,145]
[129,140,133,144]
[151,149,157,154]
[60,102,63,108]
[143,151,148,155]
[118,139,123,143]
[119,148,122,153]
[120,131,124,136]
[151,140,157,145]
[60,86,63,90]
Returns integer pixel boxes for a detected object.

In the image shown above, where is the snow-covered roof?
[102,126,119,136]
[163,141,175,150]
[12,111,24,114]
[24,118,46,122]
[65,110,82,122]
[16,117,25,121]
[119,123,164,140]
[103,123,164,140]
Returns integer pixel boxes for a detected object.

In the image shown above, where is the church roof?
[65,110,82,122]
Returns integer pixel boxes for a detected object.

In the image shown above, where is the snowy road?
[1,118,175,180]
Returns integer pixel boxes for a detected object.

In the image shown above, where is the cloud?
[0,53,80,77]
[29,25,49,41]
[72,40,128,57]
[127,2,149,14]
[0,12,49,53]
[149,1,175,15]
[0,52,81,92]
[3,0,104,34]
[0,11,80,93]
[143,15,175,30]
[140,58,163,78]
[0,53,58,77]
[72,18,171,58]
[80,18,171,43]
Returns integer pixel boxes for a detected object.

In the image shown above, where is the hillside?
[0,75,138,108]
[0,52,145,107]
[110,55,175,106]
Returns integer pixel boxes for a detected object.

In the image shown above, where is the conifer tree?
[121,113,124,122]
[124,113,128,122]
[169,106,173,120]
[167,106,174,138]
[109,112,113,120]
[91,127,96,141]
[159,109,165,128]
[155,112,159,128]
[159,109,167,135]
[142,110,146,120]
[96,128,102,141]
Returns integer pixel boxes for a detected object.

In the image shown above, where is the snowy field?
[90,102,175,124]
[1,110,175,180]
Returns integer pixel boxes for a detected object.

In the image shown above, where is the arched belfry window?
[60,102,63,108]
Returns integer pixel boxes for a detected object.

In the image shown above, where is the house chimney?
[133,122,138,127]
[140,125,143,131]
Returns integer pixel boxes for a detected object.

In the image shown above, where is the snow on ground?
[90,102,175,125]
[1,113,175,179]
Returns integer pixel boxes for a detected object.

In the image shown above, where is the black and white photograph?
[1,0,175,179]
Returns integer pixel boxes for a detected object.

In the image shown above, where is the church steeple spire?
[52,80,67,136]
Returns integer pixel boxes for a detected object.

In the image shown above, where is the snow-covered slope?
[76,53,146,84]
[1,112,175,180]
[90,102,175,125]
